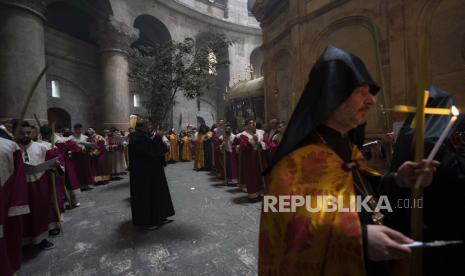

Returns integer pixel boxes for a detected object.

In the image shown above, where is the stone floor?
[20,161,261,276]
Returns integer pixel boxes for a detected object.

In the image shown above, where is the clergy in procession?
[193,125,209,171]
[267,121,285,156]
[220,123,238,185]
[14,121,58,250]
[389,86,465,276]
[259,46,439,276]
[180,131,192,161]
[38,125,66,235]
[236,119,267,202]
[70,124,94,190]
[204,126,214,171]
[87,127,110,184]
[0,136,29,276]
[216,119,225,137]
[106,128,128,177]
[167,129,180,163]
[54,131,82,208]
[211,127,224,177]
[128,119,175,229]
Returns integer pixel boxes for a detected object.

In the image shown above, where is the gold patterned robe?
[259,142,374,276]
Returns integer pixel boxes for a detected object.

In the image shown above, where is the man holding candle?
[390,86,465,276]
[259,46,439,276]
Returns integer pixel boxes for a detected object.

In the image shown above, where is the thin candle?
[414,105,459,189]
[426,105,459,162]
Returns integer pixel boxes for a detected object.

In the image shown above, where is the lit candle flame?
[451,105,459,116]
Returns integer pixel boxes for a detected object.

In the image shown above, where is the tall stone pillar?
[97,18,138,130]
[0,0,47,124]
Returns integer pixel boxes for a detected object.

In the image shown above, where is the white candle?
[426,106,459,162]
[414,106,459,189]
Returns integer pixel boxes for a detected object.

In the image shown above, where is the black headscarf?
[391,85,456,170]
[265,45,380,174]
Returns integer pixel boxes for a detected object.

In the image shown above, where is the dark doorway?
[48,107,71,129]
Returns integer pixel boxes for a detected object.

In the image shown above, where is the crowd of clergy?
[0,120,129,276]
[0,116,287,275]
[162,118,287,202]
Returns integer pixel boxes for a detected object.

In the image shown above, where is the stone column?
[96,17,138,130]
[0,0,48,124]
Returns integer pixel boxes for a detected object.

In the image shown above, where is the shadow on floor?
[225,187,243,194]
[232,195,252,205]
[208,176,223,182]
[109,220,204,251]
[101,181,130,192]
[210,183,227,188]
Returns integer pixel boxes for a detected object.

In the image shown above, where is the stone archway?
[133,15,172,48]
[46,76,94,129]
[195,32,230,122]
[311,16,387,133]
[131,14,172,124]
[250,46,263,78]
[47,107,71,129]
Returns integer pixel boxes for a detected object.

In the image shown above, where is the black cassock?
[389,86,465,276]
[129,130,175,227]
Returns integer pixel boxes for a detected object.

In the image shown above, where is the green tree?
[128,34,232,127]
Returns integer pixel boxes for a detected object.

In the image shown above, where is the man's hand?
[394,159,440,188]
[367,225,413,261]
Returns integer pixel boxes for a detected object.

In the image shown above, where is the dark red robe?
[88,136,110,183]
[0,138,29,276]
[237,133,266,196]
[56,140,81,195]
[22,142,52,245]
[211,134,224,176]
[44,145,66,228]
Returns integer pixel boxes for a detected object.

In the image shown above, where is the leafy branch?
[128,34,232,127]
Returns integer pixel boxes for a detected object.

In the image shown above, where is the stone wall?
[254,0,465,135]
[0,0,261,130]
[111,0,262,128]
[45,27,100,129]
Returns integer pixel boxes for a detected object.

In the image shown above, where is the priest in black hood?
[389,86,465,276]
[258,46,439,276]
[128,119,175,229]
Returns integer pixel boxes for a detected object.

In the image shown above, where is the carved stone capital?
[0,0,47,19]
[252,0,288,26]
[96,17,139,55]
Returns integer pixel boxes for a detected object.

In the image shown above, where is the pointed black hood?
[265,45,380,174]
[391,85,457,170]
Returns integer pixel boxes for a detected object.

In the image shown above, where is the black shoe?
[142,225,158,231]
[162,218,174,224]
[155,219,174,229]
[49,228,60,236]
[249,195,263,203]
[37,239,55,250]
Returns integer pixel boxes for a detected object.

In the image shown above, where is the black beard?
[19,138,31,145]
